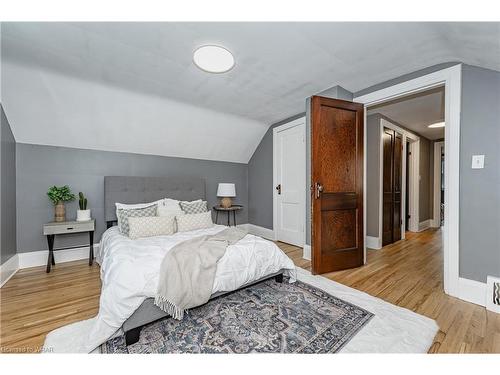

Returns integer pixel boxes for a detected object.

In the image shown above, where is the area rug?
[101,278,374,353]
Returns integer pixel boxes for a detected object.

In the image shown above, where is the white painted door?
[274,119,306,247]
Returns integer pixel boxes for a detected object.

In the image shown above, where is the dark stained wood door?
[382,127,403,246]
[311,96,364,274]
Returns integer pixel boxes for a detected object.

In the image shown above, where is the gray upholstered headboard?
[104,176,205,224]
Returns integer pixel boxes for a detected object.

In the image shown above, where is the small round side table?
[213,205,243,226]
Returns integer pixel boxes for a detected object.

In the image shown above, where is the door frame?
[272,116,306,246]
[354,64,462,297]
[378,118,420,246]
[432,141,445,228]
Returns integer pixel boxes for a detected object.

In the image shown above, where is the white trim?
[486,276,500,313]
[366,236,382,250]
[0,255,19,287]
[418,219,431,232]
[303,245,311,261]
[407,139,420,232]
[458,277,486,307]
[432,141,445,228]
[355,64,462,299]
[377,117,420,241]
[17,244,98,269]
[244,224,275,241]
[272,116,306,246]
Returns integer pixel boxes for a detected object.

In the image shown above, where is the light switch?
[471,155,485,169]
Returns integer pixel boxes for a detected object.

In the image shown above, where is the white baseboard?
[0,254,20,287]
[245,224,275,241]
[458,277,487,307]
[430,218,441,228]
[418,219,431,232]
[303,245,311,260]
[17,244,99,269]
[366,236,382,250]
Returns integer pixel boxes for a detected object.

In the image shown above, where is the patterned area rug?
[101,278,373,353]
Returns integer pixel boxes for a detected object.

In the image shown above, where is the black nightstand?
[213,205,243,227]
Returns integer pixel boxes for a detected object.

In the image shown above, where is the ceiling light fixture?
[193,45,234,73]
[428,122,445,128]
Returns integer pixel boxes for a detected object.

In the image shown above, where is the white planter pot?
[76,209,91,222]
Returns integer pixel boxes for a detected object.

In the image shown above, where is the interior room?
[0,19,499,360]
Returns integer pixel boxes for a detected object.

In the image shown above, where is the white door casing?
[354,64,462,298]
[273,117,306,247]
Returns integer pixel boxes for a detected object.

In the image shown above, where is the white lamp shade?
[217,183,236,197]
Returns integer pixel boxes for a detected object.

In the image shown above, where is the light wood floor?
[1,228,498,353]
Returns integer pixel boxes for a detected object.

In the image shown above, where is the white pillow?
[128,216,175,239]
[176,211,213,232]
[115,199,164,210]
[161,198,184,214]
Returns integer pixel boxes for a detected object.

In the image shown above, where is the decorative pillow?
[160,198,185,216]
[115,199,164,210]
[116,204,158,236]
[128,216,175,239]
[179,200,208,215]
[176,211,213,232]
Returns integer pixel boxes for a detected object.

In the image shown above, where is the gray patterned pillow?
[117,204,158,236]
[179,200,208,215]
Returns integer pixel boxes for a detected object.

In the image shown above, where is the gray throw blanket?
[154,227,247,320]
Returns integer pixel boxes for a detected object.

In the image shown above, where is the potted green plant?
[77,192,91,221]
[47,185,75,222]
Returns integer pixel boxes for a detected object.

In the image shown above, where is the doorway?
[354,65,461,297]
[273,117,306,247]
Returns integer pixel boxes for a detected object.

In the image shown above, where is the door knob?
[275,184,282,195]
[314,182,323,199]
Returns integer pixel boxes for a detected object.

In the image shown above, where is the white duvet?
[43,225,296,353]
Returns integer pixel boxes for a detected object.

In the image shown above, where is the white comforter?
[44,225,296,353]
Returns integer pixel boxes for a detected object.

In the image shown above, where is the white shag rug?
[43,267,438,353]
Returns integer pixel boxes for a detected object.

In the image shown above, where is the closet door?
[382,127,403,247]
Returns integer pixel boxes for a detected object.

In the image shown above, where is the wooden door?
[382,127,402,247]
[311,96,364,274]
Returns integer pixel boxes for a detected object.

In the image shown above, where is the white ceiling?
[367,87,445,140]
[1,22,499,161]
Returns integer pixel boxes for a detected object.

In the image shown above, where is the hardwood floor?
[0,228,498,353]
[279,229,500,353]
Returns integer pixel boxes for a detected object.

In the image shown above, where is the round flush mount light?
[193,45,234,73]
[428,122,445,128]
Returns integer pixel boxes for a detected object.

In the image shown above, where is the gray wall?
[366,114,381,237]
[16,144,248,253]
[1,105,17,264]
[248,113,305,229]
[365,113,434,238]
[459,65,500,282]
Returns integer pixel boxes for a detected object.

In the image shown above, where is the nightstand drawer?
[43,220,95,235]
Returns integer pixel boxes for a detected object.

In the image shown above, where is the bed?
[101,176,296,347]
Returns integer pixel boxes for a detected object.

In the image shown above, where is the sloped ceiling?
[1,22,500,162]
[368,87,445,140]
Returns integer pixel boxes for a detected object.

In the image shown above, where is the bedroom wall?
[458,65,500,282]
[247,113,306,230]
[15,144,248,253]
[355,63,500,283]
[1,105,17,265]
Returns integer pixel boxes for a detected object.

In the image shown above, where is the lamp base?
[220,197,232,208]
